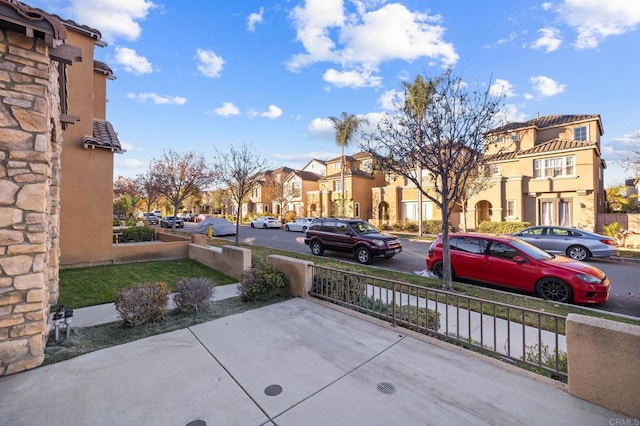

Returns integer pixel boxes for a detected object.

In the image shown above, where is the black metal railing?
[310,265,567,380]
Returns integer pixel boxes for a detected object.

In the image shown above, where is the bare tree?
[329,112,365,217]
[151,150,217,229]
[212,143,268,244]
[619,130,640,178]
[361,69,503,290]
[263,167,298,217]
[458,166,495,232]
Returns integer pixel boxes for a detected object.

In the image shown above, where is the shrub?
[173,277,216,313]
[283,211,296,223]
[524,343,568,379]
[602,222,625,245]
[422,220,454,235]
[312,273,366,304]
[116,282,170,327]
[360,296,440,331]
[478,221,531,234]
[120,226,155,242]
[391,222,403,231]
[403,221,419,232]
[238,261,288,302]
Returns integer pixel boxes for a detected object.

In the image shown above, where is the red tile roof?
[83,120,123,153]
[489,114,601,134]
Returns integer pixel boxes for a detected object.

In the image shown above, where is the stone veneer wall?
[0,30,62,376]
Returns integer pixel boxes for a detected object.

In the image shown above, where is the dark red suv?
[304,218,402,264]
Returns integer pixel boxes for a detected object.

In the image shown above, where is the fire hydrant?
[207,225,213,238]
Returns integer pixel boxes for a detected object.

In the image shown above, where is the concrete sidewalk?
[0,297,631,425]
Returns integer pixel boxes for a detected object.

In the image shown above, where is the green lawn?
[58,259,236,308]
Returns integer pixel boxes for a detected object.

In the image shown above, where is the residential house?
[0,0,121,375]
[465,114,605,231]
[308,151,385,219]
[55,16,122,266]
[283,169,322,216]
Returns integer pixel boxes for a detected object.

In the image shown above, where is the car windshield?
[509,238,554,260]
[352,221,379,234]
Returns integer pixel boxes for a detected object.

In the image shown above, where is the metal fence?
[309,265,567,380]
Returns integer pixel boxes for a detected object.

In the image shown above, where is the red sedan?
[426,233,610,304]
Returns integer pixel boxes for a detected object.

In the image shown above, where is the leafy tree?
[113,175,144,219]
[604,185,635,213]
[329,112,365,217]
[151,150,217,229]
[212,143,268,244]
[361,69,503,290]
[135,169,162,215]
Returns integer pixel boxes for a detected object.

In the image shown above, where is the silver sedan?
[284,217,313,232]
[512,226,618,261]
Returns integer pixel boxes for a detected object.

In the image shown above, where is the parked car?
[284,217,313,232]
[160,216,184,228]
[304,218,402,264]
[196,217,236,236]
[426,233,610,304]
[250,216,282,229]
[142,212,159,225]
[511,226,618,261]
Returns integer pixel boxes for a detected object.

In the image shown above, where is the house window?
[540,199,572,226]
[492,165,501,176]
[332,180,343,192]
[574,126,588,141]
[506,200,515,217]
[510,132,518,142]
[331,163,341,170]
[496,136,505,144]
[354,202,360,218]
[533,156,575,178]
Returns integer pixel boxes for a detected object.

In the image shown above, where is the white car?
[284,217,313,232]
[250,216,282,229]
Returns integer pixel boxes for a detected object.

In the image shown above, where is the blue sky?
[29,0,640,186]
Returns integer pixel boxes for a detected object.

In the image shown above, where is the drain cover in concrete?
[376,382,396,395]
[186,420,206,426]
[264,384,283,396]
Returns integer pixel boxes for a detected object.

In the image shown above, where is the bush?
[312,273,366,304]
[391,222,403,231]
[478,221,531,234]
[116,282,170,327]
[602,222,625,245]
[403,221,419,232]
[421,220,454,235]
[173,277,216,313]
[283,211,296,223]
[360,296,440,331]
[238,261,288,302]
[119,226,155,242]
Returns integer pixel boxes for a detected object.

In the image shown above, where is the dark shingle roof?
[0,0,67,45]
[83,120,123,153]
[490,114,601,134]
[293,170,321,181]
[94,60,113,76]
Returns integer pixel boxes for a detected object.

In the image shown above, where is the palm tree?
[329,112,364,217]
[403,75,435,235]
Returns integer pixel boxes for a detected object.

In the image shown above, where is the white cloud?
[247,7,264,32]
[207,102,240,117]
[542,2,553,11]
[489,79,516,97]
[378,89,403,110]
[251,105,283,119]
[530,27,562,52]
[496,104,529,124]
[67,0,156,43]
[196,49,225,78]
[127,92,187,105]
[114,47,153,75]
[556,0,640,49]
[323,69,382,88]
[529,76,566,97]
[288,1,458,88]
[308,117,335,138]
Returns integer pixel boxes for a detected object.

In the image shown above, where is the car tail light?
[600,239,617,247]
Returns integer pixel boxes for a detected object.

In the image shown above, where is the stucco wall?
[0,31,62,376]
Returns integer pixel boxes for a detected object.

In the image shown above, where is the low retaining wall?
[188,243,250,280]
[112,240,189,264]
[566,314,640,418]
[267,255,313,297]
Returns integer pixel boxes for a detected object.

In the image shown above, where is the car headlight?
[371,239,385,247]
[576,274,603,284]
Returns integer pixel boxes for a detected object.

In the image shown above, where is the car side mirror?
[512,255,526,263]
